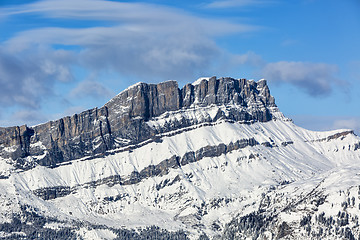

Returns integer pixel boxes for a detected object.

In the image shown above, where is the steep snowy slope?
[0,77,359,239]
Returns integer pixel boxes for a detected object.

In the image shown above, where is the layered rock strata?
[32,137,258,200]
[0,77,276,169]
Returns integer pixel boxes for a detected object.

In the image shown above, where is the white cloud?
[0,0,351,128]
[9,110,47,127]
[69,80,114,100]
[2,0,253,39]
[262,61,343,96]
[230,51,265,66]
[206,0,274,8]
[0,0,257,35]
[290,115,360,136]
[2,0,259,81]
[49,106,88,120]
[281,39,298,47]
[219,56,346,98]
[0,0,262,121]
[0,47,74,108]
[333,118,360,134]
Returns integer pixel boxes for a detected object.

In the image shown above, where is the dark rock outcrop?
[0,125,34,159]
[0,77,277,169]
[33,186,71,200]
[33,137,260,200]
[310,130,354,143]
[355,142,360,151]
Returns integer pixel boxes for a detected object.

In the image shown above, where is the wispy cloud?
[69,80,114,100]
[205,0,275,8]
[9,110,48,126]
[281,39,298,47]
[333,118,360,135]
[0,0,260,112]
[0,0,351,128]
[0,0,263,126]
[0,46,73,108]
[230,51,265,66]
[2,0,259,80]
[291,115,360,136]
[222,54,346,98]
[2,1,251,37]
[262,61,344,96]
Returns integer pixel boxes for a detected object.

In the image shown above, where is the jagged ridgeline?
[0,76,360,239]
[0,77,276,170]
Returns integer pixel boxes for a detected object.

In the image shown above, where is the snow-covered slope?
[0,77,359,239]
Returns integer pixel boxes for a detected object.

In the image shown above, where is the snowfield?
[0,114,359,239]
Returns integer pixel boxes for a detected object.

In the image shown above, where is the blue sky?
[0,0,359,134]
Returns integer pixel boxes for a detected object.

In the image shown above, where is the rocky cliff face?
[0,76,359,240]
[0,77,276,169]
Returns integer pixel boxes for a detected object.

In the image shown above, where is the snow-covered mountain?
[0,77,359,239]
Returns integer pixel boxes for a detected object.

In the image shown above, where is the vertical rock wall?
[0,77,277,168]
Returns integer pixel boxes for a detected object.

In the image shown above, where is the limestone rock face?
[0,125,34,159]
[0,77,277,169]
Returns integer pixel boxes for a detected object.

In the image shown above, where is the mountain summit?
[0,77,278,170]
[0,77,359,239]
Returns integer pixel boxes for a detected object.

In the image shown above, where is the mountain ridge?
[0,76,359,239]
[0,76,278,170]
